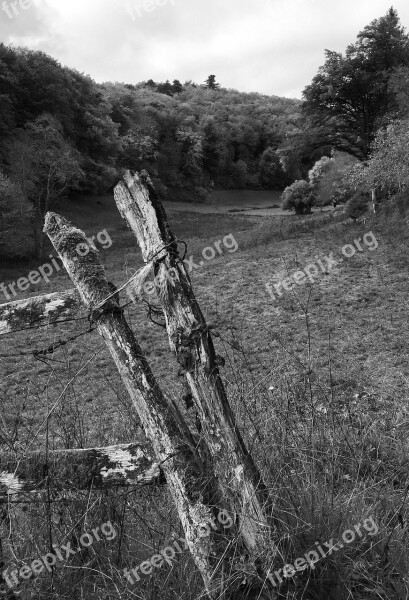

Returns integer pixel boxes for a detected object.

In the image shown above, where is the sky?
[1,0,409,99]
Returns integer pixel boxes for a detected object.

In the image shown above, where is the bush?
[344,192,369,220]
[308,155,334,188]
[281,180,315,215]
[309,152,358,208]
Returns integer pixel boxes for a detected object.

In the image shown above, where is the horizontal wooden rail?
[0,266,155,337]
[0,442,164,498]
[0,290,82,335]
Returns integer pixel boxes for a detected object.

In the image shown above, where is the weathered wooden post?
[371,188,377,213]
[114,171,280,582]
[43,212,258,599]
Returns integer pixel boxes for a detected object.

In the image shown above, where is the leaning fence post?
[43,212,254,599]
[114,171,280,576]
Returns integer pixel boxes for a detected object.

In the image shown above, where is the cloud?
[0,0,53,43]
[2,0,409,97]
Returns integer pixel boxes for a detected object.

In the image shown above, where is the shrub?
[344,192,369,220]
[281,180,315,215]
[309,152,358,208]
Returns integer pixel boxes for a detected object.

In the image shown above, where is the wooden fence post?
[43,212,260,599]
[114,171,280,581]
[371,188,377,214]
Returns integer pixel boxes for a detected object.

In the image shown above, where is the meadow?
[1,191,409,599]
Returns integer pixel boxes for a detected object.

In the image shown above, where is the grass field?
[1,191,409,599]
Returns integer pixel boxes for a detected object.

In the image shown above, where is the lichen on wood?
[0,443,162,499]
[0,290,82,335]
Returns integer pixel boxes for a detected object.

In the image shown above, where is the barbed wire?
[0,327,97,360]
[0,239,189,360]
[91,238,186,313]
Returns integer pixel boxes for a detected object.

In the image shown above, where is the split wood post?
[43,212,248,599]
[114,171,280,582]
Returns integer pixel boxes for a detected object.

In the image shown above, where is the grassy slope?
[1,193,409,598]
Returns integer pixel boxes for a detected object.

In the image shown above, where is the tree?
[347,119,409,196]
[231,159,248,188]
[390,66,409,116]
[176,125,204,179]
[369,119,409,193]
[172,79,183,94]
[277,121,331,182]
[201,116,225,181]
[0,172,33,257]
[156,80,174,96]
[8,114,83,257]
[281,179,315,214]
[118,125,159,170]
[204,74,220,90]
[258,147,286,188]
[303,8,409,160]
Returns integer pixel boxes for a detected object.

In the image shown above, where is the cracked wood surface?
[0,443,163,498]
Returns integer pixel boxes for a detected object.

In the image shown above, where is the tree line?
[0,49,300,257]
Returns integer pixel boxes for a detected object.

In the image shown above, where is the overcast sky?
[1,0,409,98]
